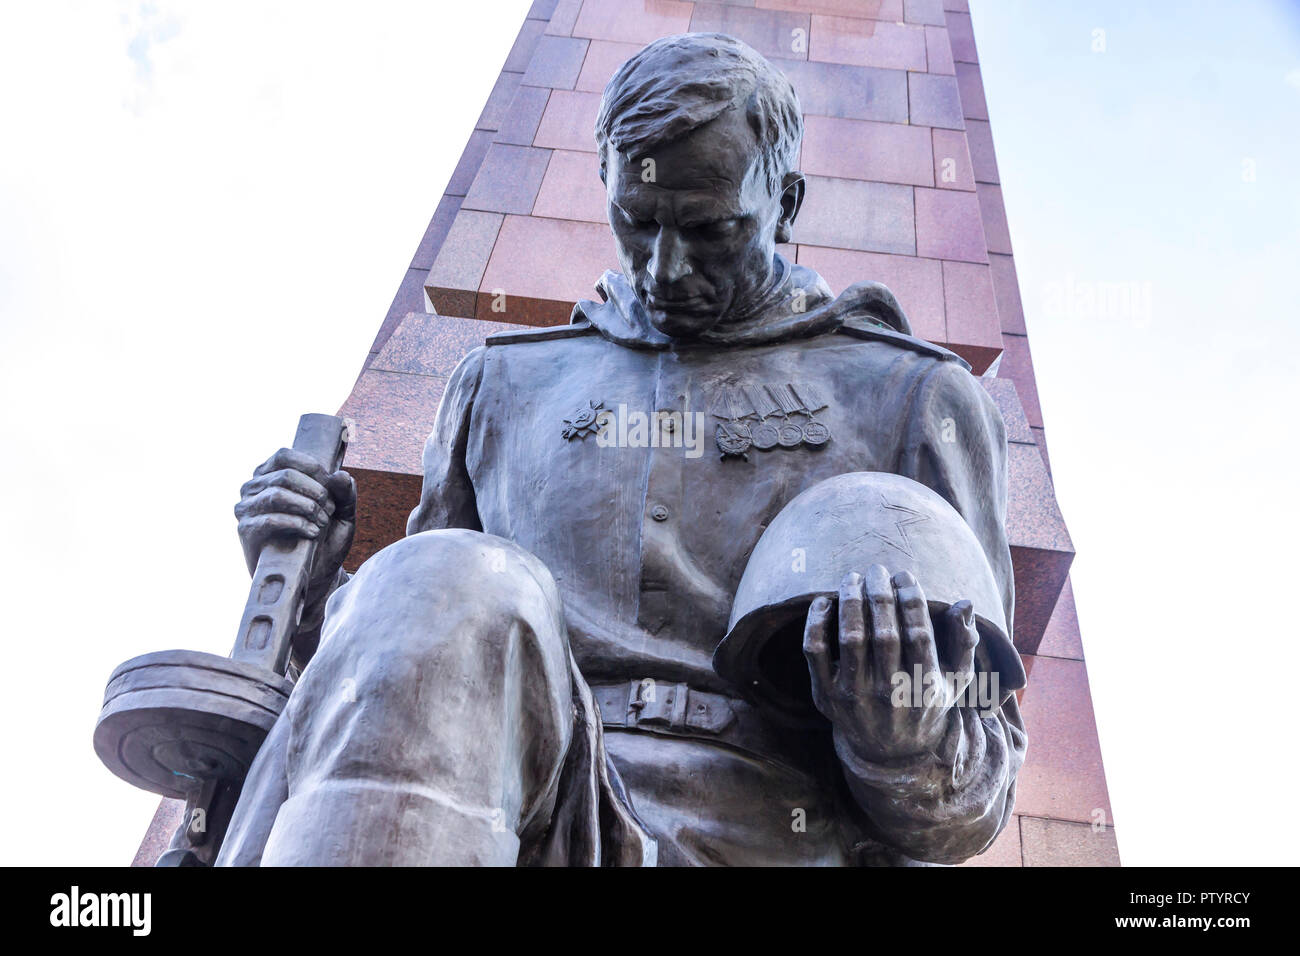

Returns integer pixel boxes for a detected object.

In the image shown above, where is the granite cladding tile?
[690,3,811,61]
[496,84,552,146]
[998,334,1042,427]
[1014,655,1114,828]
[794,176,915,255]
[932,127,975,190]
[964,117,999,183]
[424,210,504,319]
[477,71,523,131]
[978,377,1034,444]
[572,0,695,43]
[942,259,999,349]
[924,25,954,74]
[758,0,903,18]
[479,214,620,320]
[410,193,463,271]
[989,252,1024,333]
[462,144,552,215]
[915,187,987,263]
[533,149,608,223]
[903,0,947,27]
[811,16,927,72]
[801,115,934,186]
[576,39,644,92]
[446,128,495,196]
[977,182,1013,255]
[522,35,590,89]
[945,9,978,63]
[954,61,988,120]
[534,89,603,152]
[1037,576,1084,660]
[797,245,944,341]
[958,816,1022,866]
[1021,818,1120,867]
[773,58,909,124]
[908,70,964,129]
[545,0,583,36]
[504,17,547,72]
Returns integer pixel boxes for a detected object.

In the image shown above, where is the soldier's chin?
[647,306,721,339]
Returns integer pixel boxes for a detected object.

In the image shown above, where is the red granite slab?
[496,84,553,146]
[915,187,986,263]
[424,209,504,320]
[924,25,954,74]
[977,182,1013,255]
[801,115,934,186]
[575,39,644,92]
[533,149,608,224]
[572,0,694,44]
[410,194,463,272]
[811,16,927,72]
[1037,575,1084,661]
[958,815,1023,866]
[942,260,1000,358]
[478,71,523,131]
[534,89,602,152]
[462,144,552,216]
[795,176,915,254]
[545,0,583,36]
[963,117,998,183]
[1014,655,1114,827]
[446,128,495,196]
[932,127,975,190]
[522,35,590,89]
[758,0,903,19]
[989,252,1025,333]
[371,311,520,379]
[479,214,620,325]
[954,61,988,121]
[132,799,184,866]
[908,71,964,129]
[944,9,978,63]
[978,377,1034,445]
[998,333,1042,427]
[504,17,547,73]
[797,244,944,341]
[691,3,810,61]
[1021,818,1120,866]
[774,58,909,124]
[904,0,946,27]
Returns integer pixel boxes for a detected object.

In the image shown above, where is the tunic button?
[650,504,670,521]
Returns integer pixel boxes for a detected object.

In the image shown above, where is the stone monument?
[108,5,1119,867]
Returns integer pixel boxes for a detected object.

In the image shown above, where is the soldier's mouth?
[644,292,712,313]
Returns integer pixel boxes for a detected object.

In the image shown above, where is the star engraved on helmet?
[824,495,931,559]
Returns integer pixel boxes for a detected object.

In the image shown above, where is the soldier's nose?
[647,228,693,286]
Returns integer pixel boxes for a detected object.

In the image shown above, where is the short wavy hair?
[595,33,803,194]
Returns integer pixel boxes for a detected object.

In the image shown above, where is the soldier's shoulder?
[484,320,602,348]
[832,317,972,371]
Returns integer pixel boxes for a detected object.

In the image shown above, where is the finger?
[239,512,321,543]
[893,570,938,676]
[864,564,900,691]
[325,470,357,521]
[241,468,331,513]
[802,596,834,701]
[252,447,333,487]
[944,600,979,687]
[235,487,329,526]
[837,571,867,695]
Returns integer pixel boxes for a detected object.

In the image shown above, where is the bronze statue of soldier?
[161,34,1027,866]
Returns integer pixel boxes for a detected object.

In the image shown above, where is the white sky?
[0,0,1295,866]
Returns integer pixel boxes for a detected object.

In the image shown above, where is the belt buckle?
[627,679,689,730]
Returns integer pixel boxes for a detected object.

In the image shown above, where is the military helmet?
[713,472,1025,724]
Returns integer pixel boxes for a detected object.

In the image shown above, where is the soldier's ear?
[775,172,805,244]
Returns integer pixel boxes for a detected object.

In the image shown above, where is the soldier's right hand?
[235,448,357,586]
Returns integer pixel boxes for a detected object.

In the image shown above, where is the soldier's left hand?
[802,564,979,763]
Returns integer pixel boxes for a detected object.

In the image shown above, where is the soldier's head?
[596,33,805,338]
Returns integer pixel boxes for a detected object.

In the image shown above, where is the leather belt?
[592,679,739,737]
[590,679,824,779]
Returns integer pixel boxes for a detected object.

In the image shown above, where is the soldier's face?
[604,108,801,338]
